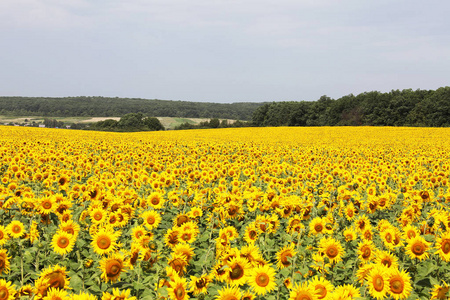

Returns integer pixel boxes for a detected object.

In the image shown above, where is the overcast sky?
[1,0,449,103]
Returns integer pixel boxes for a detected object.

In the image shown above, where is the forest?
[0,96,262,120]
[252,87,450,127]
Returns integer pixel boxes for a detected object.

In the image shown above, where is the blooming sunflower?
[35,265,70,298]
[173,243,195,262]
[309,217,327,235]
[289,282,318,300]
[248,264,277,295]
[52,230,76,255]
[309,276,334,300]
[38,196,56,215]
[215,286,241,300]
[141,210,162,230]
[343,227,357,242]
[405,236,430,261]
[90,208,107,224]
[244,223,259,244]
[435,231,450,261]
[402,224,420,241]
[375,250,399,269]
[0,279,15,300]
[357,240,375,263]
[276,243,297,269]
[91,227,121,255]
[189,274,211,295]
[0,249,11,274]
[387,269,412,300]
[100,252,128,283]
[167,275,189,300]
[147,192,165,210]
[366,265,389,300]
[333,284,361,300]
[319,237,344,265]
[226,256,251,286]
[43,287,70,300]
[0,226,9,246]
[6,220,25,238]
[59,220,80,237]
[430,281,449,300]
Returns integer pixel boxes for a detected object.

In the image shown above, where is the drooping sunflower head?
[0,250,11,275]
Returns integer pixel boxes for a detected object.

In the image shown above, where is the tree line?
[0,96,261,120]
[252,87,450,127]
[86,113,165,132]
[174,118,251,130]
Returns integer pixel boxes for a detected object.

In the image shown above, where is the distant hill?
[0,96,265,120]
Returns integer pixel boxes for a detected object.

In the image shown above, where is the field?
[0,116,226,130]
[0,126,449,300]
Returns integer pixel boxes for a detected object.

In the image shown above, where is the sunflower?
[248,264,277,295]
[387,269,412,300]
[141,210,162,230]
[215,286,241,300]
[343,227,357,242]
[165,228,180,248]
[168,275,189,300]
[319,237,344,265]
[405,236,430,261]
[38,196,56,215]
[289,282,318,300]
[0,226,9,246]
[241,291,256,300]
[35,265,70,298]
[16,284,34,298]
[52,230,76,255]
[70,291,98,300]
[375,250,399,269]
[91,227,120,255]
[168,253,188,275]
[0,250,10,275]
[333,284,361,300]
[189,274,211,295]
[59,220,80,237]
[29,221,40,243]
[244,224,259,244]
[100,252,128,283]
[402,224,420,241]
[6,220,25,239]
[240,244,262,266]
[309,217,327,235]
[357,240,375,263]
[0,279,15,300]
[90,208,107,224]
[131,226,147,242]
[309,276,334,300]
[173,243,195,262]
[430,281,449,300]
[356,263,375,285]
[435,231,450,261]
[366,265,389,300]
[43,287,70,300]
[174,213,191,227]
[354,214,371,233]
[147,192,165,210]
[380,227,397,250]
[276,244,297,269]
[101,288,136,300]
[226,256,251,286]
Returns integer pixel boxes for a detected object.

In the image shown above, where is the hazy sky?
[1,0,449,103]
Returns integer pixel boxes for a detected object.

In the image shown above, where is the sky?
[1,0,449,103]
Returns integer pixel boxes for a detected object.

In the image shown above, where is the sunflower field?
[0,126,450,300]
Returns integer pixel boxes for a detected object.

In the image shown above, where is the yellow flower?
[276,243,297,269]
[435,231,450,261]
[366,265,389,300]
[309,276,334,300]
[6,220,25,238]
[387,269,412,300]
[43,287,70,300]
[430,281,449,300]
[319,237,344,265]
[52,230,76,255]
[100,252,128,283]
[215,286,241,300]
[0,249,11,274]
[167,275,189,300]
[0,226,10,246]
[141,210,161,230]
[0,279,15,300]
[189,274,211,295]
[225,256,251,287]
[405,236,430,261]
[289,282,318,300]
[91,227,120,255]
[248,264,277,295]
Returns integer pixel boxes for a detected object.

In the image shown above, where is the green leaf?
[70,273,84,291]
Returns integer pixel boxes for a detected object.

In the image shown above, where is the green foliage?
[87,113,165,132]
[174,118,252,130]
[252,87,450,127]
[0,96,262,120]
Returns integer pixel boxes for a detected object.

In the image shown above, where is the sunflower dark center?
[256,273,269,287]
